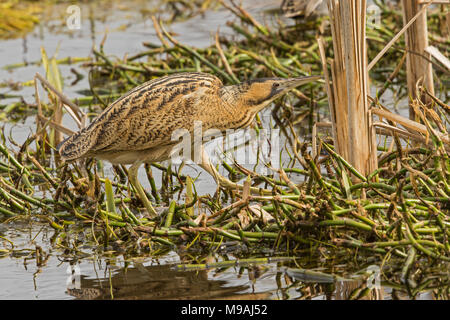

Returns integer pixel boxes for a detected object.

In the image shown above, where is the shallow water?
[0,0,445,300]
[1,222,441,300]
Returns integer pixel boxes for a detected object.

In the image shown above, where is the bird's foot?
[216,174,272,194]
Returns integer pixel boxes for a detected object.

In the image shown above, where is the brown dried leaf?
[194,213,206,226]
[248,204,274,224]
[237,209,251,228]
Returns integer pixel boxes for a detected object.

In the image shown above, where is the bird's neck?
[213,84,261,130]
[218,85,242,107]
[219,84,272,113]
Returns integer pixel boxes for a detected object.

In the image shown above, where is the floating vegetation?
[0,0,449,299]
[0,1,41,39]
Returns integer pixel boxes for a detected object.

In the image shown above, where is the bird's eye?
[273,83,280,88]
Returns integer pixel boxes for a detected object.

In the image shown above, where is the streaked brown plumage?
[58,72,321,217]
[59,73,225,164]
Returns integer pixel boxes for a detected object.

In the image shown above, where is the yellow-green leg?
[128,161,157,218]
[199,146,271,194]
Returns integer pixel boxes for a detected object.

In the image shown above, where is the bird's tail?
[57,127,97,161]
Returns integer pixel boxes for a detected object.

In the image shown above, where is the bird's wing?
[74,73,223,156]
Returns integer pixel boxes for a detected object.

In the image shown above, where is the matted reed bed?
[0,0,449,298]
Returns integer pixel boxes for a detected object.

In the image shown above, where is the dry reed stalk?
[425,45,450,72]
[53,99,63,146]
[371,108,450,145]
[401,0,435,120]
[324,0,377,178]
[316,121,449,151]
[34,73,86,129]
[36,114,75,136]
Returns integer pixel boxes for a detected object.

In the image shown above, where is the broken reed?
[0,0,449,293]
[322,0,377,177]
[401,0,435,120]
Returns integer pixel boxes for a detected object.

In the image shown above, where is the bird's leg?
[128,161,157,218]
[199,146,270,194]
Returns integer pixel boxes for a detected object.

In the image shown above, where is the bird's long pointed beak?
[267,75,323,103]
[281,75,323,90]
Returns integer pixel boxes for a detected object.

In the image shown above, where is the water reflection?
[67,262,255,300]
[1,222,445,300]
[61,257,442,300]
[65,260,375,300]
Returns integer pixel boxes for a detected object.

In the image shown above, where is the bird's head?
[238,75,322,112]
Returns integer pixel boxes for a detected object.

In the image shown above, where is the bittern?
[58,72,321,217]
